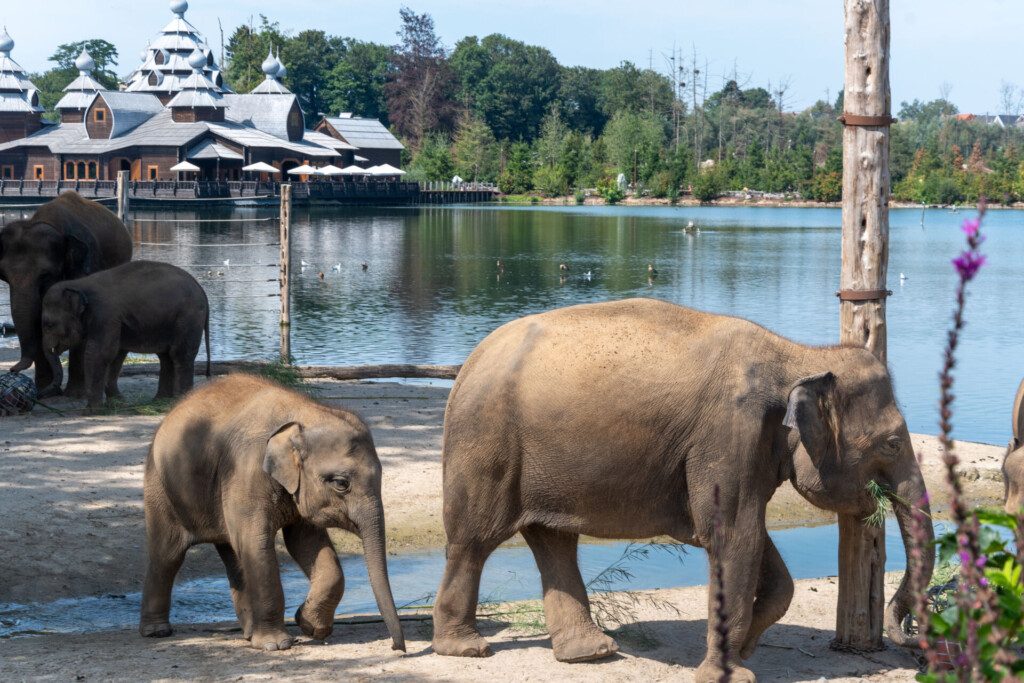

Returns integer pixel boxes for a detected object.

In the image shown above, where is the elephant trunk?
[8,287,41,375]
[39,345,64,398]
[356,496,406,652]
[884,470,934,647]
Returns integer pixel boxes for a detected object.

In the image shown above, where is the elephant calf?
[40,260,209,410]
[1005,378,1024,513]
[140,374,405,652]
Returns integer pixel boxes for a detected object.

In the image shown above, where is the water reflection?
[2,204,1022,444]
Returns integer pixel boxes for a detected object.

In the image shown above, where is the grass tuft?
[864,479,894,527]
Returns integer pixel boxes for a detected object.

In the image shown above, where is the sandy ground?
[0,574,924,682]
[0,368,1007,681]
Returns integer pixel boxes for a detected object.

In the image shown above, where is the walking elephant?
[0,192,132,394]
[431,299,934,682]
[40,260,209,411]
[1004,377,1024,513]
[140,374,405,652]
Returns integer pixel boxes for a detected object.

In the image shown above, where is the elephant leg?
[216,543,253,639]
[432,540,500,657]
[283,521,344,640]
[139,510,189,638]
[33,346,56,394]
[155,352,173,399]
[105,350,127,400]
[694,520,763,683]
[170,345,196,398]
[740,534,793,659]
[82,342,111,412]
[64,344,86,398]
[522,525,618,662]
[232,527,291,651]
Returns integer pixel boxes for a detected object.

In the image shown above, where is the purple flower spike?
[974,555,987,568]
[979,577,990,588]
[952,252,986,281]
[961,217,980,237]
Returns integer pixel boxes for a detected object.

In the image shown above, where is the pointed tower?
[168,48,225,121]
[250,48,291,95]
[0,28,44,143]
[125,0,231,103]
[55,49,107,123]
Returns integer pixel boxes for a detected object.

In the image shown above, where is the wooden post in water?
[834,0,891,652]
[116,170,129,223]
[279,184,292,363]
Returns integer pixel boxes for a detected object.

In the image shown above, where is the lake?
[1,203,1021,444]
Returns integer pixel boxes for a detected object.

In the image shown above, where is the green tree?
[281,30,344,116]
[451,114,499,181]
[49,39,119,88]
[557,66,607,135]
[601,110,667,185]
[498,142,535,194]
[225,17,287,94]
[324,40,393,121]
[599,62,674,117]
[410,133,454,180]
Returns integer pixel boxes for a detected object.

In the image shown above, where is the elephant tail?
[204,307,211,378]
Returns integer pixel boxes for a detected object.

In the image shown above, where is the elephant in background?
[431,299,933,682]
[41,261,210,411]
[1005,378,1024,513]
[0,192,132,394]
[141,374,405,653]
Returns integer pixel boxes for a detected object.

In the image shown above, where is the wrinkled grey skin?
[0,192,131,394]
[1004,378,1024,513]
[41,261,209,411]
[432,299,933,682]
[140,374,405,652]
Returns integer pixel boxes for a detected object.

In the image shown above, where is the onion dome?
[275,49,288,79]
[168,47,225,109]
[170,0,189,18]
[0,28,13,55]
[261,49,279,76]
[187,47,207,71]
[74,49,96,74]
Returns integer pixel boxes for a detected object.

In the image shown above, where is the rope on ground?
[135,241,281,247]
[129,216,278,223]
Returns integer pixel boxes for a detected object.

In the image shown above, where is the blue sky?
[4,1,1022,114]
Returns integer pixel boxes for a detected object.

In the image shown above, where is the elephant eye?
[885,435,902,453]
[327,475,350,494]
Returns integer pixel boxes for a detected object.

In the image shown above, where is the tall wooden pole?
[116,170,129,223]
[834,0,891,652]
[279,184,292,363]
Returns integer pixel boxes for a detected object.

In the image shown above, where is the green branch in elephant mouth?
[864,480,895,527]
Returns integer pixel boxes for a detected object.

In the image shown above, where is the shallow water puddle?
[0,520,938,638]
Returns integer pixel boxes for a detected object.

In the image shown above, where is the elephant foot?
[63,384,86,399]
[695,661,755,683]
[552,631,619,663]
[295,604,334,640]
[139,621,173,638]
[36,383,63,399]
[250,629,294,651]
[432,633,493,657]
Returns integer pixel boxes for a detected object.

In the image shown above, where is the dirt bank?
[0,372,1007,606]
[0,573,922,682]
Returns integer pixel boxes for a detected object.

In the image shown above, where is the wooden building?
[0,0,396,181]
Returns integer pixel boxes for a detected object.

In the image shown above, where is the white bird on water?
[900,272,907,283]
[222,259,230,267]
[301,260,310,267]
[332,263,341,272]
[584,270,593,281]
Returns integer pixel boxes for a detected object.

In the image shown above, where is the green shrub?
[533,164,568,197]
[692,170,724,202]
[808,170,842,202]
[597,176,624,204]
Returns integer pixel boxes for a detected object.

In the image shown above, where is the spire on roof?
[0,27,13,56]
[0,28,44,113]
[251,46,291,95]
[170,0,189,18]
[75,49,96,74]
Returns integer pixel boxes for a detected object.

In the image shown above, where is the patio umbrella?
[354,155,369,162]
[340,165,368,175]
[242,162,279,173]
[170,160,200,181]
[369,164,406,176]
[286,164,317,177]
[316,164,345,176]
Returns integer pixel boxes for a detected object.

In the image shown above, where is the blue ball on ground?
[0,372,37,416]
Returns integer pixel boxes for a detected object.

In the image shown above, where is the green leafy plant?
[597,175,625,204]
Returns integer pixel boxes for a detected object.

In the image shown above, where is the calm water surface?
[2,203,1021,443]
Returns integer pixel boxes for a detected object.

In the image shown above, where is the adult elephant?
[0,192,132,395]
[432,299,934,682]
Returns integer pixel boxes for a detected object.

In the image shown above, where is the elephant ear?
[263,422,306,495]
[61,287,88,318]
[784,371,838,465]
[57,223,99,279]
[1013,378,1024,449]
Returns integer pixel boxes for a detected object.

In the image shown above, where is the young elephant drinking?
[40,260,209,410]
[139,374,405,652]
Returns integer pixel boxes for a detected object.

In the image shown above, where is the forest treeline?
[29,8,1024,203]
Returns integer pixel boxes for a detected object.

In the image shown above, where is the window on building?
[87,162,97,180]
[77,162,86,179]
[33,166,44,180]
[94,109,106,123]
[148,165,159,180]
[65,161,75,179]
[1,165,13,180]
